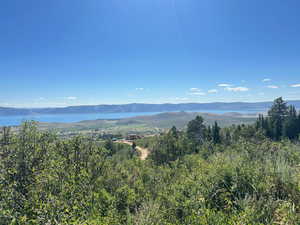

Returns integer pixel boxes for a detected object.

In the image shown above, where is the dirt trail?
[116,140,149,160]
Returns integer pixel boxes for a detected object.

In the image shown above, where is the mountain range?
[1,100,300,116]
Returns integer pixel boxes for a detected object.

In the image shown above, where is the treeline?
[145,98,300,165]
[189,97,300,145]
[0,98,300,224]
[256,97,300,140]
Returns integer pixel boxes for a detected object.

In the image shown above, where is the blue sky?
[1,0,300,107]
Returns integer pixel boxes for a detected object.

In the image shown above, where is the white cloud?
[189,88,201,92]
[267,85,279,89]
[225,86,249,92]
[218,83,232,87]
[262,78,271,82]
[189,91,206,96]
[208,89,218,93]
[65,96,77,100]
[187,88,206,96]
[174,97,189,101]
[135,88,144,91]
[0,102,10,106]
[290,84,300,88]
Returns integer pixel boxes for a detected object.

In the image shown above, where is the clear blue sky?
[1,0,300,107]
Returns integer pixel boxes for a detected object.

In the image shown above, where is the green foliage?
[212,121,221,144]
[257,97,300,141]
[1,98,300,224]
[187,115,206,145]
[149,128,192,165]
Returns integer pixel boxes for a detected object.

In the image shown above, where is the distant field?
[37,112,257,135]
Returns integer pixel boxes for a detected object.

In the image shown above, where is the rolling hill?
[1,101,300,116]
[37,111,257,135]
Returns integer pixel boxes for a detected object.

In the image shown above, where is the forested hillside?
[0,98,300,224]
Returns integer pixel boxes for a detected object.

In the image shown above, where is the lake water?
[0,110,260,126]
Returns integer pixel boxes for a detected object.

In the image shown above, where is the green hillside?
[37,111,257,135]
[1,98,300,224]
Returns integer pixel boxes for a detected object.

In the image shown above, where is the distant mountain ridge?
[1,101,300,116]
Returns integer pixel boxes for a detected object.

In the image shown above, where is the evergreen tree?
[212,121,221,144]
[169,126,179,139]
[104,139,116,156]
[256,114,273,138]
[206,125,212,142]
[1,126,11,146]
[232,125,242,142]
[268,97,288,140]
[256,114,267,130]
[283,105,298,140]
[223,128,231,145]
[187,116,206,144]
[255,98,300,140]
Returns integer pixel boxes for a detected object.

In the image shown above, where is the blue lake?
[0,110,260,126]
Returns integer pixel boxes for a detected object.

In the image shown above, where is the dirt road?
[117,140,149,160]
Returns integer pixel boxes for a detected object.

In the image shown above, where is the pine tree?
[256,114,264,130]
[206,125,212,141]
[268,97,288,140]
[212,121,221,144]
[223,128,231,145]
[1,126,11,146]
[187,116,206,144]
[169,126,179,139]
[104,139,116,156]
[283,105,298,140]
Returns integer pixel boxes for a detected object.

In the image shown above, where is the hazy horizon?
[1,99,300,109]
